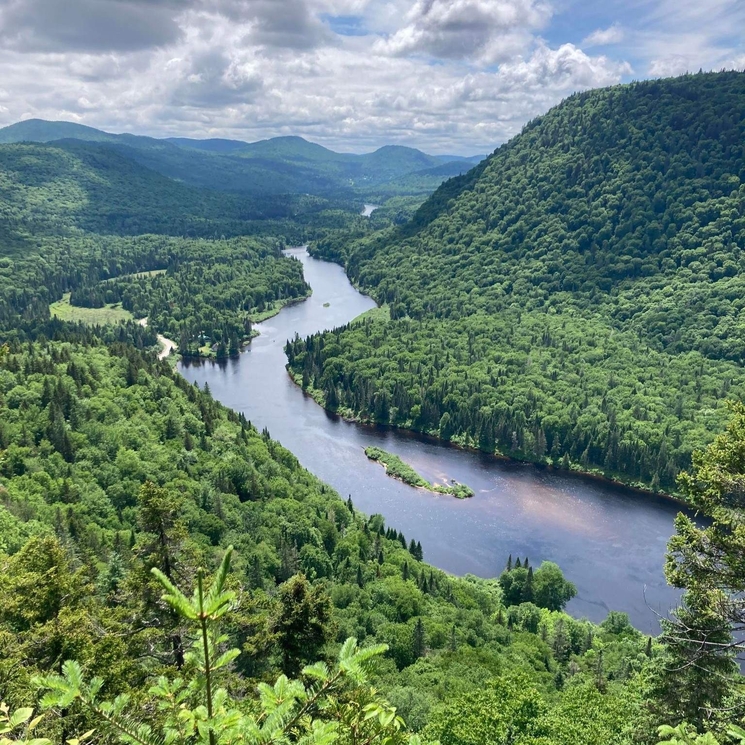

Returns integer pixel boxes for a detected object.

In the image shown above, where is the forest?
[1,70,745,744]
[0,120,481,200]
[1,337,743,744]
[297,71,745,493]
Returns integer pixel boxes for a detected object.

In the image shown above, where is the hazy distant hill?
[0,139,338,243]
[0,119,484,197]
[164,136,251,153]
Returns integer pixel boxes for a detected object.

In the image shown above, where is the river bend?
[179,248,688,632]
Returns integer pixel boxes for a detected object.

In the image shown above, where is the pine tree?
[356,564,364,588]
[402,561,409,581]
[523,565,534,603]
[506,554,512,571]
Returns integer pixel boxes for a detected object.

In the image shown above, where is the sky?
[0,0,742,154]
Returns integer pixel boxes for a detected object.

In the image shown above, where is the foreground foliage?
[36,548,425,745]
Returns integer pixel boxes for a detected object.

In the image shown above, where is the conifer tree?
[413,618,425,659]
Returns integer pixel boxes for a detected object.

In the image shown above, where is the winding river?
[179,248,690,633]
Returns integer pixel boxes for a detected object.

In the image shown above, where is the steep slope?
[291,71,745,492]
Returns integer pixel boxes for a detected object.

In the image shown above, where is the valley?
[0,70,744,744]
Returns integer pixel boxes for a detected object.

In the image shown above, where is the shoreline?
[287,369,687,507]
[364,446,474,499]
[150,292,313,362]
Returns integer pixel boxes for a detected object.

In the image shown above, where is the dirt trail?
[138,317,177,360]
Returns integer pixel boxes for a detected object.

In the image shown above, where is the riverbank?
[181,246,688,629]
[287,370,685,505]
[249,292,312,324]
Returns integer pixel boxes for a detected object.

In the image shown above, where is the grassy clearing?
[50,293,133,325]
[352,305,390,325]
[364,446,474,498]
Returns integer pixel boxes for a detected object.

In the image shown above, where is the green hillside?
[0,338,662,744]
[0,140,324,351]
[0,118,121,143]
[292,71,745,493]
[0,119,483,197]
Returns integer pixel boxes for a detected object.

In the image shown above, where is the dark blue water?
[180,248,689,633]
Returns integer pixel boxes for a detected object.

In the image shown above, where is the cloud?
[0,0,736,154]
[214,0,334,49]
[375,0,552,64]
[648,55,694,77]
[0,0,185,52]
[168,50,264,106]
[582,24,624,47]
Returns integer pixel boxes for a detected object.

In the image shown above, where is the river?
[179,247,689,633]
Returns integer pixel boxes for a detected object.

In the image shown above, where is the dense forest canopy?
[0,139,336,354]
[0,338,675,744]
[298,71,745,492]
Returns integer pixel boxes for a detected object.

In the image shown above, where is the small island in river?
[364,446,474,498]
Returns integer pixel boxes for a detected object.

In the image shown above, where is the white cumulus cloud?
[582,24,624,48]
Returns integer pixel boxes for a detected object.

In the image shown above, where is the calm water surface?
[180,248,689,632]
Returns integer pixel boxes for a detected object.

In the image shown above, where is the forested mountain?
[0,122,477,355]
[294,71,745,493]
[0,118,123,143]
[0,119,484,197]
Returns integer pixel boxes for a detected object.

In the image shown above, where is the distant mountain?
[361,159,479,198]
[435,153,487,164]
[238,135,347,162]
[0,118,119,143]
[164,137,250,153]
[0,139,334,242]
[0,119,484,198]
